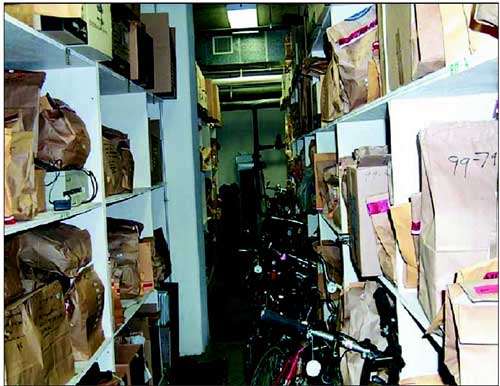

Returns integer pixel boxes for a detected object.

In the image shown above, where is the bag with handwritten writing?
[4,280,74,385]
[65,266,105,361]
[418,120,498,321]
[444,278,498,385]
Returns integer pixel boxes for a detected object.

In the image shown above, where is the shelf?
[99,64,148,96]
[4,13,95,70]
[5,202,101,236]
[65,290,156,385]
[290,54,497,145]
[151,182,166,191]
[66,337,114,385]
[320,212,343,237]
[105,188,151,206]
[118,290,156,335]
[377,276,443,348]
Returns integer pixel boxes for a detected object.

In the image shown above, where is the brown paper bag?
[5,4,83,26]
[327,5,379,111]
[38,94,91,169]
[102,126,134,196]
[4,70,46,154]
[4,237,25,304]
[456,258,498,283]
[444,280,498,385]
[5,281,74,385]
[439,4,472,65]
[4,127,37,221]
[410,5,445,80]
[366,193,397,283]
[107,217,144,298]
[389,203,418,288]
[419,121,498,321]
[314,153,337,210]
[65,266,105,361]
[340,281,388,385]
[14,223,92,277]
[320,54,347,122]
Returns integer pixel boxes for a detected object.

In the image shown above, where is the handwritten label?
[448,151,497,178]
[483,271,498,280]
[474,284,498,295]
[449,58,470,76]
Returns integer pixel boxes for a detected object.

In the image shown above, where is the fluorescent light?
[232,30,259,35]
[227,4,258,29]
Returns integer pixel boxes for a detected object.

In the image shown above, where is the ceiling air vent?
[213,36,233,55]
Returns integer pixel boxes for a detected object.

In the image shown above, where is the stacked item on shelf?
[107,217,144,301]
[318,4,498,122]
[416,121,498,322]
[325,5,381,117]
[381,4,497,92]
[103,4,154,89]
[148,119,163,186]
[205,79,222,126]
[4,3,113,59]
[4,70,46,224]
[114,343,147,386]
[196,62,208,113]
[152,227,173,287]
[344,146,392,278]
[5,280,75,385]
[4,69,97,223]
[102,126,135,197]
[339,280,403,385]
[142,12,177,98]
[4,221,106,383]
[116,315,161,385]
[442,259,498,385]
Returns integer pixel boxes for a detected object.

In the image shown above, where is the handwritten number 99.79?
[448,152,497,178]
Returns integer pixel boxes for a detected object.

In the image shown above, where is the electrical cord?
[39,159,98,207]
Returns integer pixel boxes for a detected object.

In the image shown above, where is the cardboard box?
[129,21,154,89]
[141,13,176,96]
[35,168,46,213]
[346,157,390,277]
[6,4,112,59]
[139,238,155,293]
[445,280,498,385]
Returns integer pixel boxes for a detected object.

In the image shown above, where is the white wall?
[142,3,209,355]
[217,107,287,189]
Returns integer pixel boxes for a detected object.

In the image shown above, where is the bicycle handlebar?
[261,309,380,360]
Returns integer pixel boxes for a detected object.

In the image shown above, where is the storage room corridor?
[3,3,499,386]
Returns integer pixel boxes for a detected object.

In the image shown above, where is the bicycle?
[251,309,405,385]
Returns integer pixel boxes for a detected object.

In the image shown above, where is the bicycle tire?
[250,346,286,386]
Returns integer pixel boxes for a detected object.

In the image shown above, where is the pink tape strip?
[474,284,498,295]
[366,199,389,215]
[484,271,499,280]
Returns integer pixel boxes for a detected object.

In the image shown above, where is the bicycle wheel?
[250,346,287,386]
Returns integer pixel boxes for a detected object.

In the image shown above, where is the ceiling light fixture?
[226,4,258,29]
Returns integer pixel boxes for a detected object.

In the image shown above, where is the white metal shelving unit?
[4,12,171,384]
[308,5,498,377]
